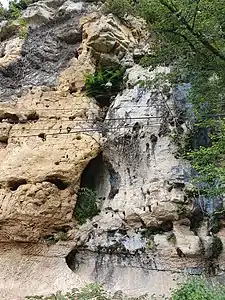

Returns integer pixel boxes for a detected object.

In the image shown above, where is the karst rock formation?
[0,0,224,299]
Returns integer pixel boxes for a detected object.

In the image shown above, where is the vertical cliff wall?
[0,0,224,299]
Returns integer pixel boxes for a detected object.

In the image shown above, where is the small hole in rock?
[4,113,19,124]
[0,136,8,145]
[26,111,39,122]
[45,175,69,190]
[8,179,27,191]
[38,133,46,141]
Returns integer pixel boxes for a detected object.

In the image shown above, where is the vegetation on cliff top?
[104,0,225,198]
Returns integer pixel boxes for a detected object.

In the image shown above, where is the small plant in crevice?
[18,17,28,39]
[1,14,29,41]
[73,187,99,225]
[43,231,68,244]
[146,238,157,251]
[85,67,125,107]
[143,228,164,238]
[167,232,177,245]
[176,203,187,219]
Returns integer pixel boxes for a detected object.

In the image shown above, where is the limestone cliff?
[0,0,224,299]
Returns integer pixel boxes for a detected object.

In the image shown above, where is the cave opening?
[79,152,106,192]
[66,248,80,272]
[74,152,110,224]
[73,152,120,224]
[79,152,121,203]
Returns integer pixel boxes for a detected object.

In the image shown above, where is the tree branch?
[160,0,225,61]
[158,28,197,53]
[191,0,200,30]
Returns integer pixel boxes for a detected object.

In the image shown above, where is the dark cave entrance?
[73,153,121,224]
[79,152,120,203]
[73,153,110,224]
[79,152,106,193]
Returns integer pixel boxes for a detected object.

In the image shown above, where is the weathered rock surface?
[22,2,55,25]
[0,37,23,67]
[62,64,224,288]
[66,65,204,274]
[0,242,185,300]
[0,0,100,98]
[0,2,146,244]
[0,1,224,299]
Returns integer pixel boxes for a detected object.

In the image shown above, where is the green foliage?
[176,203,187,218]
[171,278,225,300]
[18,17,28,39]
[103,0,134,18]
[25,284,109,300]
[85,67,125,104]
[8,1,21,19]
[0,0,31,40]
[143,228,164,238]
[78,283,109,300]
[74,187,99,225]
[24,280,225,300]
[0,0,38,20]
[167,232,176,245]
[146,238,157,250]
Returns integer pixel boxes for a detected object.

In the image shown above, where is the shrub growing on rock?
[73,187,99,225]
[85,67,125,107]
[171,278,225,300]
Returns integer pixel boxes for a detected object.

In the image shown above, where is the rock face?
[0,89,101,242]
[0,0,103,242]
[0,0,99,98]
[0,0,224,299]
[67,65,204,276]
